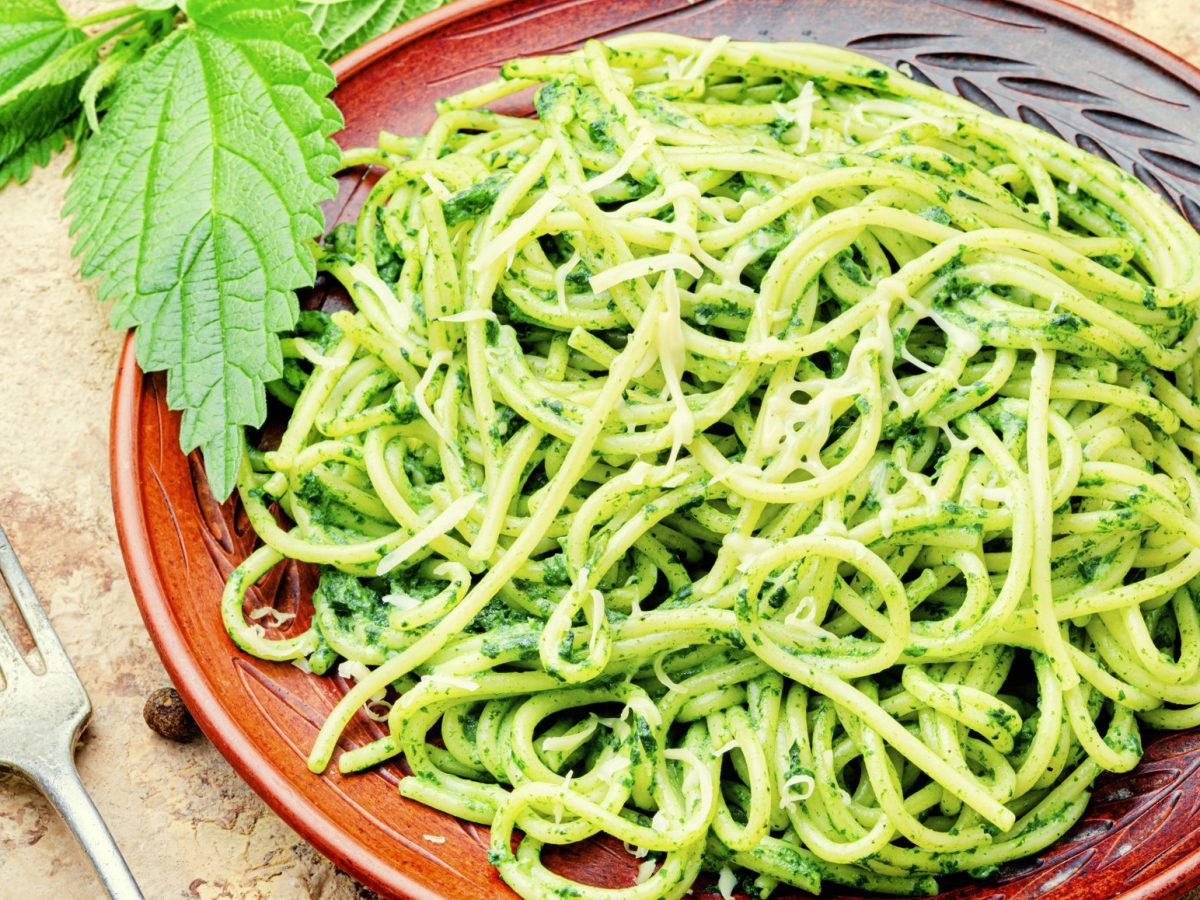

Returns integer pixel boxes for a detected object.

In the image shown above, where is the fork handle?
[28,757,144,899]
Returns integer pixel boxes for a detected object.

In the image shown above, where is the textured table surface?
[2,1,1199,898]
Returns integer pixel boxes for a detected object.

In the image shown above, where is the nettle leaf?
[0,1,82,93]
[0,117,73,186]
[80,31,155,132]
[67,0,343,499]
[0,1,92,176]
[300,0,449,61]
[302,0,404,59]
[404,0,449,19]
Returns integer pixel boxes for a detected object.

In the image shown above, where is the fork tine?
[0,608,28,680]
[0,521,73,671]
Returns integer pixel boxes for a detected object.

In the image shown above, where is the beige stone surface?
[0,1,1198,898]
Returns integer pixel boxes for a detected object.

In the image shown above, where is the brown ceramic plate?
[111,1,1200,897]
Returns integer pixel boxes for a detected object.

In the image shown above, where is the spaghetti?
[223,34,1200,898]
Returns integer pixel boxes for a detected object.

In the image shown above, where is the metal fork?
[0,523,143,899]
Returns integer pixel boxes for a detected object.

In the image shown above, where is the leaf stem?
[83,13,154,50]
[69,4,143,29]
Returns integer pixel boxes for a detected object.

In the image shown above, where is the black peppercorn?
[143,687,200,742]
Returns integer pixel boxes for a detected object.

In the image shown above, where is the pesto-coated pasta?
[223,33,1200,898]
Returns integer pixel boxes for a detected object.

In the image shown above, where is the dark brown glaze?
[111,1,1200,897]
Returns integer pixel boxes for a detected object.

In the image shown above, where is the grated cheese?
[636,859,657,885]
[553,770,574,826]
[581,134,651,195]
[381,592,422,611]
[412,348,454,445]
[364,699,393,722]
[782,595,816,629]
[658,272,695,466]
[347,261,414,337]
[248,607,296,626]
[542,715,599,755]
[377,491,480,575]
[425,673,481,693]
[595,755,632,785]
[653,651,683,694]
[555,250,581,311]
[770,80,817,151]
[337,659,368,682]
[627,461,654,486]
[624,840,650,859]
[470,186,568,273]
[781,772,815,806]
[588,253,703,295]
[682,35,729,81]
[437,309,498,323]
[338,660,386,703]
[717,866,737,900]
[422,172,453,201]
[725,533,774,573]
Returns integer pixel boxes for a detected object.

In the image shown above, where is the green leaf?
[0,39,96,154]
[299,0,449,61]
[80,31,153,132]
[0,116,72,186]
[0,0,81,95]
[66,0,343,499]
[0,1,92,177]
[402,0,448,19]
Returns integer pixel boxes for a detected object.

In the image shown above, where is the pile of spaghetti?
[222,34,1200,898]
